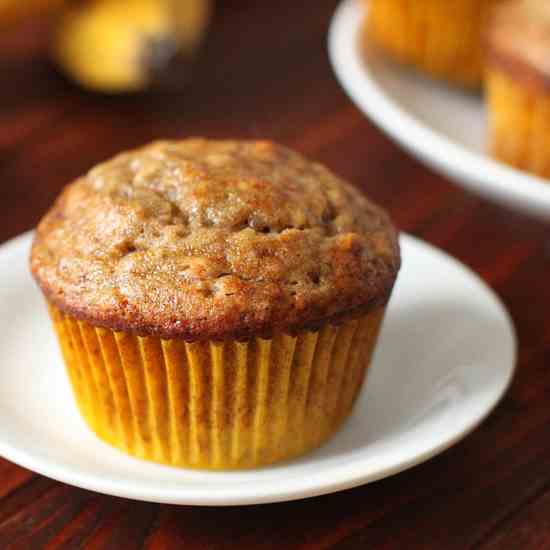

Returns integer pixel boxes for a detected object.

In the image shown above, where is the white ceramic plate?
[328,0,550,222]
[0,232,515,505]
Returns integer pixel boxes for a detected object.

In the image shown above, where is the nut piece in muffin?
[485,0,550,178]
[31,139,400,469]
[364,0,500,87]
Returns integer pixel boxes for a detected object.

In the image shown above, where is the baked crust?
[31,139,400,340]
[486,0,550,92]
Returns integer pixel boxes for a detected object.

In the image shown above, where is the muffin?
[364,0,498,87]
[30,139,400,469]
[485,0,550,178]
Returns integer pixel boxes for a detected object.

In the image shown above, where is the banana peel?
[53,0,211,93]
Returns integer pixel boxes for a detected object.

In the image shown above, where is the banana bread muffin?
[31,139,400,469]
[364,0,500,87]
[485,0,550,178]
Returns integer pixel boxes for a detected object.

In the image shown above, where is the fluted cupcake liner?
[486,68,550,179]
[49,305,385,470]
[365,0,495,87]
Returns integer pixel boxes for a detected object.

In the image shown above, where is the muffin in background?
[485,0,550,178]
[364,0,498,87]
[30,139,400,470]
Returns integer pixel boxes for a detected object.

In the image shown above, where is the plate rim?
[328,0,550,221]
[0,231,517,506]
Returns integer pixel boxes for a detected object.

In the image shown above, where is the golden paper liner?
[48,305,385,469]
[486,68,550,179]
[365,0,496,87]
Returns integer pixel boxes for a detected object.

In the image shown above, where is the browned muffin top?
[31,139,400,340]
[486,0,550,89]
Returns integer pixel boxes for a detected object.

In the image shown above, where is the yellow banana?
[172,0,211,52]
[53,0,211,93]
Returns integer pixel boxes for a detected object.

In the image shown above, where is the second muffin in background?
[364,0,498,87]
[30,139,400,470]
[485,0,550,179]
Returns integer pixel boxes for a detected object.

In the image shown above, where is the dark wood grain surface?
[1,1,550,548]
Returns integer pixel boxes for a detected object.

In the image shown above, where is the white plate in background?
[328,0,550,222]
[0,232,515,505]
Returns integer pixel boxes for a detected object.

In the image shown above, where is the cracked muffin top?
[30,139,400,340]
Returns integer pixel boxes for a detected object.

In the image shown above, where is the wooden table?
[1,1,549,548]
